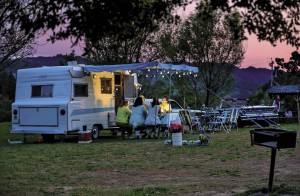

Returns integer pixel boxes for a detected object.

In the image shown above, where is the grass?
[0,122,299,195]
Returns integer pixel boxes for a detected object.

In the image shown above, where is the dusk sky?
[33,3,299,69]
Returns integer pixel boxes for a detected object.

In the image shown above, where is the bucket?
[78,130,92,143]
[172,132,182,146]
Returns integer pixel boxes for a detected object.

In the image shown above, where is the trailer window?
[32,85,53,97]
[74,84,88,97]
[101,78,112,94]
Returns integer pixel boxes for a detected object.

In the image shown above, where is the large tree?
[163,2,246,107]
[84,26,156,64]
[0,1,37,72]
[9,0,299,48]
[12,0,188,45]
[209,0,300,48]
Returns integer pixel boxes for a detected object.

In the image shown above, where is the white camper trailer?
[11,65,136,140]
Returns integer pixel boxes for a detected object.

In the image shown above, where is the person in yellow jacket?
[116,100,132,126]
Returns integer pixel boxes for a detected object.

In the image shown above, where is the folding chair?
[179,109,197,134]
[208,111,230,133]
[228,108,239,131]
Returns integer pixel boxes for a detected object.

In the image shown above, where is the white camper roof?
[82,61,199,73]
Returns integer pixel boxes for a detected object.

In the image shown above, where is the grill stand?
[268,148,276,193]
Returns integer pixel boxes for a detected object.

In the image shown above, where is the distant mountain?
[231,66,272,98]
[7,55,86,72]
[9,57,272,98]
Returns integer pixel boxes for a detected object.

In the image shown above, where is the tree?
[8,0,299,48]
[84,27,155,64]
[209,0,300,48]
[172,2,246,107]
[0,1,37,72]
[275,51,300,72]
[12,0,189,45]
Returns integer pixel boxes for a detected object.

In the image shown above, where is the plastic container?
[172,132,182,146]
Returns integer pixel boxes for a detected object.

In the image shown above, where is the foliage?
[275,51,300,72]
[250,51,300,111]
[0,96,13,122]
[175,2,245,107]
[12,0,189,44]
[7,0,299,48]
[0,1,37,72]
[210,0,300,48]
[0,72,15,122]
[84,27,155,64]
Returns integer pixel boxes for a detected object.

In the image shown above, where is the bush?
[0,95,12,122]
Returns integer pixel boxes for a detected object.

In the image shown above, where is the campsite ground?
[0,122,299,195]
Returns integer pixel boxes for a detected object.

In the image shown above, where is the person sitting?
[116,100,132,126]
[284,108,293,118]
[116,100,132,138]
[145,97,161,138]
[139,95,149,111]
[160,95,172,114]
[160,96,172,136]
[129,97,147,139]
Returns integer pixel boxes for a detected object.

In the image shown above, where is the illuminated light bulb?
[146,74,148,77]
[189,71,192,74]
[160,71,162,74]
[162,75,164,78]
[179,74,181,77]
[183,72,186,75]
[176,71,178,74]
[148,69,150,72]
[111,72,114,75]
[167,71,170,74]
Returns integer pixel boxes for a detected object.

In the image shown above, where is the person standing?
[272,95,281,111]
[129,97,147,139]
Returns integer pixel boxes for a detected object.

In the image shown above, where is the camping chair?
[228,108,239,131]
[179,109,197,134]
[207,110,230,133]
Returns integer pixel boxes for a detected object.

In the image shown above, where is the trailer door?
[124,75,135,98]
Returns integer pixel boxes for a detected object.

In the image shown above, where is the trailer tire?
[92,125,100,139]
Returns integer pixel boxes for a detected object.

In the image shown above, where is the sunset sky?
[33,3,298,69]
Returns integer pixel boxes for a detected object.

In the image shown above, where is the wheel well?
[94,124,103,130]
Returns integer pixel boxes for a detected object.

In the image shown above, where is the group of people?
[116,95,172,139]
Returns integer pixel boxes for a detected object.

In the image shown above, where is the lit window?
[101,78,112,94]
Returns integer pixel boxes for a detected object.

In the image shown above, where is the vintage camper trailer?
[11,65,136,140]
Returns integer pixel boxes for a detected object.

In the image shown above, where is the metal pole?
[268,148,277,193]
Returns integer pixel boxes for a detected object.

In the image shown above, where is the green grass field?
[0,122,299,195]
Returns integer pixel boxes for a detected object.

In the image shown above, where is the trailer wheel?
[92,125,99,139]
